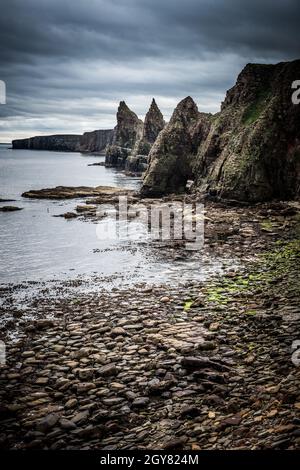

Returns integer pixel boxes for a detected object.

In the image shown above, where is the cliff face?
[126,99,165,174]
[141,97,211,196]
[105,101,143,168]
[141,60,300,202]
[79,129,113,153]
[13,131,114,153]
[195,60,300,202]
[12,135,81,152]
[113,101,144,148]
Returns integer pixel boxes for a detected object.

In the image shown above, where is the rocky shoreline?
[0,198,299,450]
[2,58,300,451]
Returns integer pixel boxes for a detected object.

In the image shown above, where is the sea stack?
[105,101,143,168]
[141,96,211,196]
[125,98,165,175]
[79,129,114,153]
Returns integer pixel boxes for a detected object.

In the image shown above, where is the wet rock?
[97,363,117,377]
[71,411,90,425]
[54,212,78,219]
[1,231,299,451]
[160,297,170,303]
[34,319,55,330]
[102,398,124,406]
[22,186,131,200]
[35,377,49,385]
[132,397,150,408]
[110,327,126,337]
[209,322,220,331]
[60,418,77,430]
[180,406,201,418]
[78,368,94,380]
[162,436,188,450]
[148,377,176,394]
[0,206,23,212]
[76,205,97,213]
[64,398,78,410]
[220,415,243,428]
[196,341,216,351]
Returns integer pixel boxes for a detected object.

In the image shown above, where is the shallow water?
[0,144,234,294]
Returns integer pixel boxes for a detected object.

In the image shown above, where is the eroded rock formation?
[126,98,165,174]
[141,60,300,202]
[12,130,114,154]
[141,97,211,196]
[105,101,143,168]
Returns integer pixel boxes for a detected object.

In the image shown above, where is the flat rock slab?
[22,186,133,199]
[87,162,105,166]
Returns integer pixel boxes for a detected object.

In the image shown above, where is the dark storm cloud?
[0,0,299,141]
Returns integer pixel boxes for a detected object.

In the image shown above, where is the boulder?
[125,154,149,175]
[0,206,23,212]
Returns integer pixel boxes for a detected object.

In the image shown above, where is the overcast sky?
[0,0,299,142]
